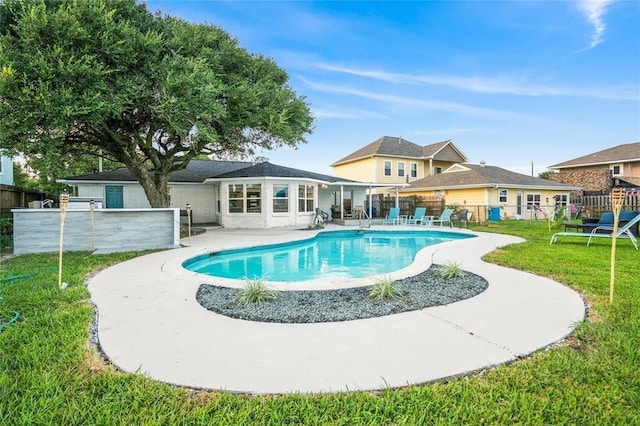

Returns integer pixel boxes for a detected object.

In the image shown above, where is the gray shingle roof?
[214,162,357,183]
[331,136,464,166]
[63,160,253,183]
[549,142,640,169]
[404,164,579,190]
[62,160,356,184]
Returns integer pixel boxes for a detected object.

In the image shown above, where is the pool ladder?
[358,209,372,231]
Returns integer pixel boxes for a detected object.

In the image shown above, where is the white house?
[58,159,394,228]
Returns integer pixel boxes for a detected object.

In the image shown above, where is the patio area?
[88,225,585,394]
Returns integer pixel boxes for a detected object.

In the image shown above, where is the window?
[554,194,568,208]
[298,184,314,212]
[499,189,508,203]
[397,162,405,177]
[612,164,622,176]
[433,167,442,175]
[526,193,541,210]
[410,163,417,178]
[228,184,244,213]
[246,184,261,213]
[228,183,261,213]
[273,184,289,213]
[384,160,392,177]
[384,160,391,176]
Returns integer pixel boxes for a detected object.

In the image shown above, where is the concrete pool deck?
[88,225,586,394]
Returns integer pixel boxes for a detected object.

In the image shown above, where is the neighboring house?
[401,163,580,221]
[0,154,14,186]
[548,142,640,193]
[331,136,468,191]
[58,159,390,228]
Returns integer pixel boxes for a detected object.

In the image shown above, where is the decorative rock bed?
[196,265,488,323]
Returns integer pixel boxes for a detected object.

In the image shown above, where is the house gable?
[332,136,468,186]
[425,141,468,163]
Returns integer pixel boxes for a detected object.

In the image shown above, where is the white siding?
[77,183,150,208]
[169,184,217,223]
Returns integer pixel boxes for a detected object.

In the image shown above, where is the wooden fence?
[571,194,640,214]
[0,184,57,219]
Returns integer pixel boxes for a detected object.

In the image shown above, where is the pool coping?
[88,224,586,394]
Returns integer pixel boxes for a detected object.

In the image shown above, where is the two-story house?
[548,142,640,194]
[331,136,468,193]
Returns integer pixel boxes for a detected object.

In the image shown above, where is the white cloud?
[310,62,635,101]
[302,79,536,121]
[578,0,614,48]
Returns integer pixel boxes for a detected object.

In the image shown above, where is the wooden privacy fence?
[0,184,57,219]
[571,194,640,214]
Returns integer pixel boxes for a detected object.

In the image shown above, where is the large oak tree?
[0,0,313,207]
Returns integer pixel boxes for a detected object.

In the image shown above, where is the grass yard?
[1,221,639,424]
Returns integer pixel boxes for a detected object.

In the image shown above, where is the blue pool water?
[183,230,474,282]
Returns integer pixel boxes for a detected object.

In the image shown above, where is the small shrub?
[234,278,279,306]
[435,261,466,279]
[551,207,566,229]
[369,276,404,301]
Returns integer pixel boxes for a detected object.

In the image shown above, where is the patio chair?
[550,211,640,250]
[382,207,400,225]
[405,207,427,225]
[431,208,454,227]
[315,208,332,223]
[452,208,471,228]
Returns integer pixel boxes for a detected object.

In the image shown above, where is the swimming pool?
[183,230,474,282]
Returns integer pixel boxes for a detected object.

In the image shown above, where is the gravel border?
[196,265,488,323]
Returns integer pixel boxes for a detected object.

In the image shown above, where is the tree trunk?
[125,161,171,208]
[144,174,171,208]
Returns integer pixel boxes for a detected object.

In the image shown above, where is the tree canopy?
[0,0,313,207]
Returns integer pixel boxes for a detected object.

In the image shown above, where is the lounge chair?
[405,207,427,225]
[562,210,639,233]
[431,208,454,227]
[550,212,640,250]
[382,207,400,225]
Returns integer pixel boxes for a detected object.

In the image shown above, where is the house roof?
[331,136,467,166]
[211,161,359,184]
[403,164,580,191]
[549,142,640,169]
[61,159,254,183]
[60,159,366,186]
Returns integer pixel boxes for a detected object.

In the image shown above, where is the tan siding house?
[331,136,468,192]
[548,142,640,193]
[403,163,580,221]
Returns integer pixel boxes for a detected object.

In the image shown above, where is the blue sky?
[146,0,640,177]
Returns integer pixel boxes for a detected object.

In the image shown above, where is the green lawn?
[1,221,639,424]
